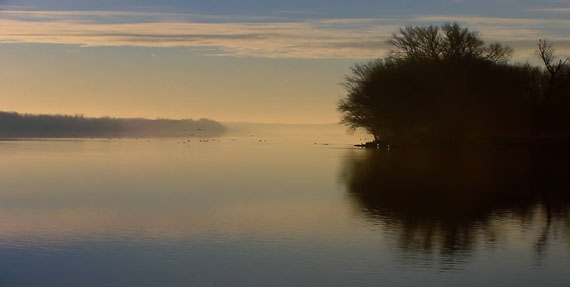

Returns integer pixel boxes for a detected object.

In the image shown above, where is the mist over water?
[223,122,371,144]
[0,126,568,286]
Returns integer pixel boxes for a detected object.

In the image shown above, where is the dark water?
[0,136,568,286]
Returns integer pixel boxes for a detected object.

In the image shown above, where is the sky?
[1,0,569,123]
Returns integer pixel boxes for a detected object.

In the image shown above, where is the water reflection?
[342,148,570,268]
[0,139,568,285]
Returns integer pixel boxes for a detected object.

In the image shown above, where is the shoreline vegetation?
[339,23,570,148]
[0,111,226,138]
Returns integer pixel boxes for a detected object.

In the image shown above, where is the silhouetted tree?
[339,23,569,146]
[537,39,570,101]
[387,23,512,64]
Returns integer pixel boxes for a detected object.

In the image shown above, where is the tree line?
[0,112,226,138]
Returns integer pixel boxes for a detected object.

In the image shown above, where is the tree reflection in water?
[341,147,570,269]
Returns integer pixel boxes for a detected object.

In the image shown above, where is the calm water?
[0,133,569,286]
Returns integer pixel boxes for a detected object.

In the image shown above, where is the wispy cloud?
[417,15,570,58]
[533,8,570,13]
[0,10,568,59]
[418,15,570,26]
[0,10,397,58]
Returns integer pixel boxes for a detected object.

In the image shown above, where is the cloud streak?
[0,10,568,59]
[533,8,570,13]
[417,15,570,59]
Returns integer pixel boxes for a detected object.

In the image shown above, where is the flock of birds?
[103,136,341,146]
[99,127,365,146]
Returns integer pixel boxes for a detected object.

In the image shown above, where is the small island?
[338,23,570,148]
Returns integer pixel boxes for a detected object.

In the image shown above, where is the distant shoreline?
[0,111,226,138]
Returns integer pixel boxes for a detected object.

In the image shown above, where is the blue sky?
[2,0,567,17]
[0,0,569,122]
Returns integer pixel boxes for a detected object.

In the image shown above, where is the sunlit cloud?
[0,10,568,59]
[0,10,397,58]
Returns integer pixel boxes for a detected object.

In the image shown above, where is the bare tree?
[387,25,442,61]
[537,39,569,101]
[387,22,512,64]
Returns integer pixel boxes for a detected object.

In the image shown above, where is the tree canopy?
[387,23,513,64]
[338,23,570,146]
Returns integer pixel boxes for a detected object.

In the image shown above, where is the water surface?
[0,134,568,286]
